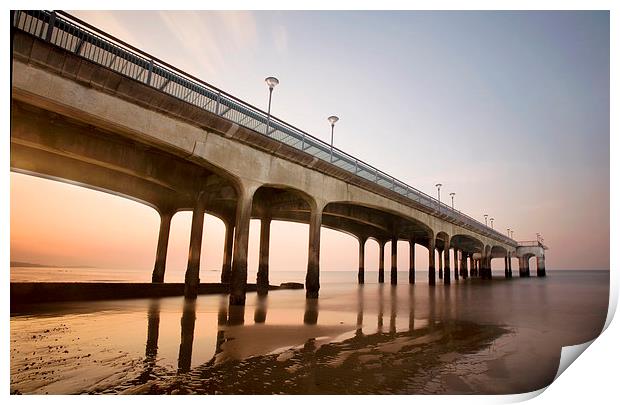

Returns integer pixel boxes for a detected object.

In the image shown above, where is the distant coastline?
[10,261,96,269]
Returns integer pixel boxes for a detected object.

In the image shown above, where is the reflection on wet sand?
[10,272,609,395]
[131,285,507,394]
[115,284,506,394]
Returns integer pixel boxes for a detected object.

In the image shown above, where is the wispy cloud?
[156,11,258,79]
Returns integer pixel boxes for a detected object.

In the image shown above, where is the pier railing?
[12,10,516,246]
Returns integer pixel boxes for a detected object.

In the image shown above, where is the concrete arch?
[491,245,508,258]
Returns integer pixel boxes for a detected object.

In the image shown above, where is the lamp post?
[484,214,488,227]
[507,228,511,237]
[328,115,339,162]
[264,76,279,135]
[490,218,494,229]
[536,233,541,242]
[435,183,442,212]
[510,230,514,239]
[449,192,455,210]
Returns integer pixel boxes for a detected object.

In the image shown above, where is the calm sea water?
[10,269,609,394]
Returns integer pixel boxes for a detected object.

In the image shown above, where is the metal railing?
[12,10,516,246]
[518,241,549,249]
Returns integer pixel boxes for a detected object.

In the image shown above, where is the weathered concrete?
[428,238,436,285]
[390,238,398,285]
[378,241,386,284]
[358,237,366,284]
[453,249,459,281]
[257,218,271,295]
[305,204,323,298]
[151,209,173,283]
[443,246,451,285]
[408,240,415,284]
[184,193,207,298]
[221,222,234,283]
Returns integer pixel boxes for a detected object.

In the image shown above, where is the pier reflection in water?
[134,284,505,394]
[9,272,609,394]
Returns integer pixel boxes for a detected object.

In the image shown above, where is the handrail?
[12,10,517,246]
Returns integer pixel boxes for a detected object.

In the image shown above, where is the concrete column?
[305,204,323,298]
[229,189,254,306]
[438,248,443,279]
[525,257,531,277]
[151,209,173,283]
[469,256,474,278]
[537,255,546,277]
[409,240,416,284]
[220,221,234,284]
[443,245,451,285]
[257,217,271,296]
[504,256,509,278]
[378,241,386,283]
[428,238,436,285]
[453,249,459,281]
[184,193,207,299]
[358,237,366,284]
[390,238,398,285]
[462,253,469,279]
[508,253,513,278]
[487,256,493,279]
[519,256,528,277]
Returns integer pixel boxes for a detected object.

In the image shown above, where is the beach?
[10,270,609,394]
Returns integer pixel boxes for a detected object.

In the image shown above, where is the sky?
[10,10,610,276]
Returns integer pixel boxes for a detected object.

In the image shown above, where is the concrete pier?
[438,248,444,280]
[409,240,416,284]
[184,194,207,299]
[305,205,322,299]
[428,239,436,286]
[390,238,398,285]
[9,19,544,306]
[453,249,459,281]
[152,209,173,283]
[229,190,254,305]
[378,241,386,284]
[443,246,451,285]
[358,237,366,284]
[257,218,271,295]
[220,222,234,284]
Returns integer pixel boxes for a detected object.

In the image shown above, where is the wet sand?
[10,271,609,394]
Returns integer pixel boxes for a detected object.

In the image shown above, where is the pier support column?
[460,253,468,279]
[390,237,398,285]
[469,256,474,278]
[151,209,173,283]
[519,257,527,277]
[257,217,271,296]
[378,241,386,283]
[184,193,207,299]
[504,256,509,278]
[229,187,255,306]
[305,203,323,299]
[444,245,451,285]
[220,221,234,284]
[438,248,443,279]
[537,255,546,277]
[409,239,416,284]
[358,237,366,284]
[453,249,459,281]
[428,238,436,286]
[508,253,513,278]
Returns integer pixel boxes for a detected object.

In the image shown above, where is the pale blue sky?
[64,10,609,270]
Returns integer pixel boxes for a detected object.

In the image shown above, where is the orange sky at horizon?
[10,171,608,278]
